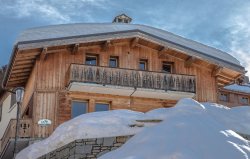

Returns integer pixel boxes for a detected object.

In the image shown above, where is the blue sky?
[0,0,250,77]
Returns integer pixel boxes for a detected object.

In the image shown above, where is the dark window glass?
[240,97,249,105]
[219,93,228,102]
[71,101,88,118]
[139,60,147,70]
[162,63,172,73]
[109,57,118,68]
[10,93,16,108]
[95,103,109,112]
[0,103,2,122]
[86,55,97,66]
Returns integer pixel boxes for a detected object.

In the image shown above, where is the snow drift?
[100,99,250,159]
[16,98,250,159]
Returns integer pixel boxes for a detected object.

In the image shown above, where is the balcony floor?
[68,82,195,100]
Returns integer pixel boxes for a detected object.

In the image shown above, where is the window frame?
[162,62,174,73]
[94,102,110,112]
[109,56,119,68]
[219,93,229,102]
[0,103,2,122]
[139,59,148,71]
[85,54,99,66]
[10,93,16,109]
[71,100,89,118]
[239,96,249,105]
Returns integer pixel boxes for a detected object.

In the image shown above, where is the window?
[139,59,148,70]
[10,93,16,108]
[95,103,109,112]
[71,101,88,118]
[109,56,119,68]
[219,93,228,102]
[240,97,249,105]
[86,55,98,66]
[162,62,173,73]
[0,103,2,122]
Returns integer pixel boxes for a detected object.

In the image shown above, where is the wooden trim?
[184,56,196,67]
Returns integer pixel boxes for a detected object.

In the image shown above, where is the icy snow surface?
[224,84,250,94]
[17,98,250,159]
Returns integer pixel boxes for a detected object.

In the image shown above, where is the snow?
[224,84,250,94]
[100,99,250,159]
[16,110,147,159]
[17,98,250,159]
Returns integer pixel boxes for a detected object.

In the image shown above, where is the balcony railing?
[0,119,32,152]
[66,64,196,93]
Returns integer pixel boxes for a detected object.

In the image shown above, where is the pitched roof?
[223,84,250,94]
[15,23,244,72]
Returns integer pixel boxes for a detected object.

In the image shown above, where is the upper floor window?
[0,103,2,122]
[219,93,228,102]
[109,56,119,68]
[95,103,109,112]
[162,62,173,73]
[139,59,148,71]
[86,54,98,66]
[71,101,88,118]
[240,96,249,105]
[10,93,16,108]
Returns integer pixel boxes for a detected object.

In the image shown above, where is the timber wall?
[21,43,217,137]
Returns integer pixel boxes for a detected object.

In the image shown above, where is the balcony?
[0,119,33,159]
[66,64,196,100]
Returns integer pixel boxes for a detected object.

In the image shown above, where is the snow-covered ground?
[224,83,250,93]
[16,98,250,159]
[100,99,250,159]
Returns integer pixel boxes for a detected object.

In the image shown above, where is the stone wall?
[38,135,133,159]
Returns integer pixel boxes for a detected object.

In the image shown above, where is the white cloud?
[226,4,250,78]
[0,0,110,23]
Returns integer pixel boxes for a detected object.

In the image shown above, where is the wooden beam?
[102,40,111,52]
[10,72,30,78]
[212,66,223,77]
[184,56,196,67]
[17,52,40,58]
[12,68,31,74]
[39,48,48,61]
[14,60,34,65]
[131,37,139,48]
[71,43,79,54]
[158,47,169,58]
[9,76,28,82]
[13,64,33,70]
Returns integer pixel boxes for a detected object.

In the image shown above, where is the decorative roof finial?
[112,14,132,23]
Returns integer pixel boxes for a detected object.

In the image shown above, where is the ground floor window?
[239,96,249,105]
[219,93,228,102]
[95,103,109,112]
[71,101,88,118]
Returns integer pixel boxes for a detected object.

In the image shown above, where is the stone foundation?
[38,135,132,159]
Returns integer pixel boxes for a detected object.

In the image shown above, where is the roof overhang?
[3,30,245,89]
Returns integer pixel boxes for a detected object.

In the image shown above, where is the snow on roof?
[224,84,250,94]
[100,99,250,159]
[15,23,243,72]
[16,99,250,159]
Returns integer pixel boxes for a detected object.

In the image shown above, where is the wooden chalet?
[0,14,246,158]
[218,83,250,107]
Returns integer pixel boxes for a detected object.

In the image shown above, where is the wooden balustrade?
[0,119,32,152]
[66,64,196,93]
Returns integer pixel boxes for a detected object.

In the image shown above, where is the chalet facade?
[218,83,250,107]
[0,15,246,158]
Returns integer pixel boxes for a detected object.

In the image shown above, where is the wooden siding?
[32,91,57,138]
[20,41,219,137]
[218,90,250,107]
